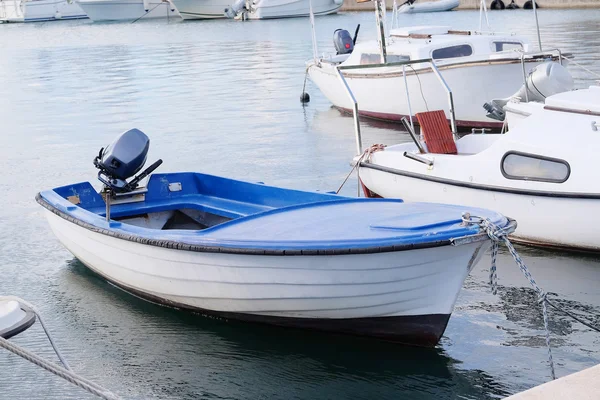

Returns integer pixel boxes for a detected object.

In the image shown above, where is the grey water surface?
[1,8,600,400]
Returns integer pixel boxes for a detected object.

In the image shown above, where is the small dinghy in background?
[398,0,460,14]
[36,129,515,346]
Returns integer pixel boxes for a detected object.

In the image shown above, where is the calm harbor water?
[1,8,600,400]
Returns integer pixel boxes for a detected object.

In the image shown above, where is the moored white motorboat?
[36,129,515,346]
[0,0,87,22]
[307,24,565,130]
[172,0,342,20]
[357,85,600,252]
[397,0,459,14]
[306,0,566,131]
[77,0,179,21]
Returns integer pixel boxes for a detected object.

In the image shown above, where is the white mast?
[478,0,490,32]
[308,0,318,63]
[374,0,387,63]
[532,0,542,51]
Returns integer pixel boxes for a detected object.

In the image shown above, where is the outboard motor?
[94,129,163,193]
[224,0,246,18]
[483,61,574,121]
[333,29,354,55]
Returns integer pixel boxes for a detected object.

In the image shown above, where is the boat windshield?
[432,44,473,60]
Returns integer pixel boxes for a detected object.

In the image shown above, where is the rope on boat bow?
[336,144,386,195]
[462,213,556,380]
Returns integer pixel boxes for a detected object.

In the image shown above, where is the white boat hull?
[359,163,600,252]
[44,208,488,345]
[173,0,341,20]
[309,59,552,129]
[1,0,87,22]
[77,0,179,21]
[398,0,460,14]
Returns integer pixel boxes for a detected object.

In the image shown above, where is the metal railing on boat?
[335,58,457,155]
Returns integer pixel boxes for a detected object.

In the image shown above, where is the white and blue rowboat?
[36,129,515,346]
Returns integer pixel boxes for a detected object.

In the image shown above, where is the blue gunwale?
[36,172,510,255]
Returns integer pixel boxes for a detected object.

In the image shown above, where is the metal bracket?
[403,151,433,166]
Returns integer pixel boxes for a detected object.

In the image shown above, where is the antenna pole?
[532,1,542,51]
[308,0,318,62]
[478,0,490,31]
[374,0,387,63]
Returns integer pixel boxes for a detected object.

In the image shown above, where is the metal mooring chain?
[462,214,556,380]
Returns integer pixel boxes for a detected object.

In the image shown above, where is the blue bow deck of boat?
[36,172,509,254]
[37,171,515,346]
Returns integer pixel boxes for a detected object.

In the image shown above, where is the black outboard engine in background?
[94,128,163,193]
[333,29,354,55]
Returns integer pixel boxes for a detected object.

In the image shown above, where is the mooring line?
[462,214,600,380]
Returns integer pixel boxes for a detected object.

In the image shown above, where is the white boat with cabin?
[308,23,564,130]
[306,0,566,131]
[356,84,600,252]
[172,0,342,20]
[0,0,86,22]
[76,0,179,21]
[397,0,460,14]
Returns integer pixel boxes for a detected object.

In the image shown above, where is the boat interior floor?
[114,208,233,231]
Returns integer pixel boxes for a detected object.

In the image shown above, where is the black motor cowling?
[94,129,162,192]
[95,129,149,180]
[333,29,354,55]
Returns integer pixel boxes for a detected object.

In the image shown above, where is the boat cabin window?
[431,44,473,60]
[493,41,523,52]
[360,53,410,65]
[501,151,570,183]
